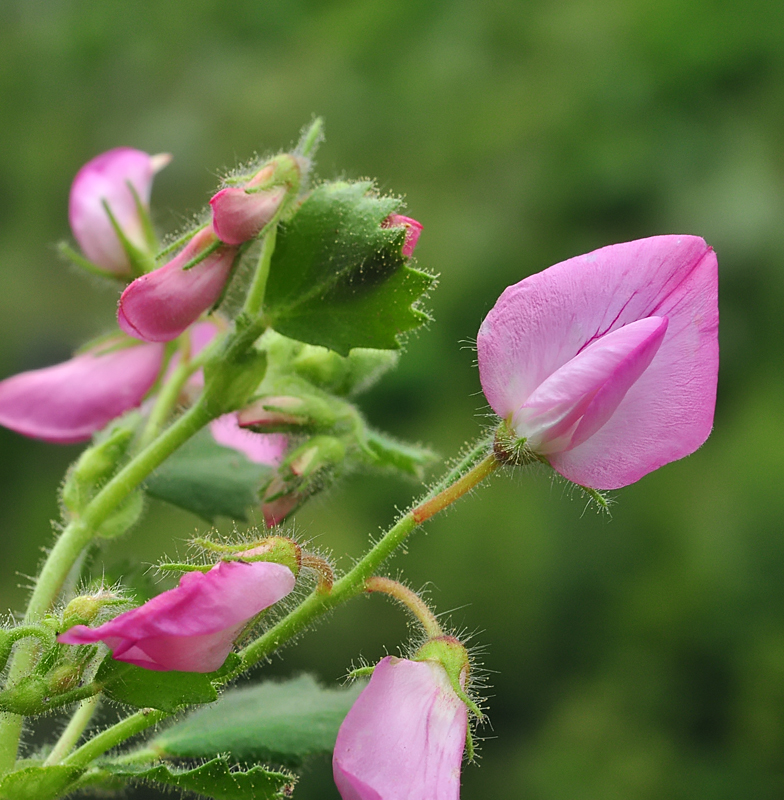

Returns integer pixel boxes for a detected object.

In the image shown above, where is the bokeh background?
[1,0,784,797]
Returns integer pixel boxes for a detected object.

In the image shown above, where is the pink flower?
[333,656,468,800]
[210,413,287,466]
[382,214,423,257]
[0,340,164,444]
[118,227,238,343]
[58,559,296,672]
[69,147,170,275]
[477,235,719,489]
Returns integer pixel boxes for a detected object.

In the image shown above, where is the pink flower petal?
[477,235,718,489]
[118,227,238,343]
[0,341,164,443]
[333,656,466,800]
[382,214,423,257]
[59,560,295,672]
[69,147,169,275]
[210,185,287,246]
[210,413,287,466]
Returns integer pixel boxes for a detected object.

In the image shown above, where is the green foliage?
[144,430,274,521]
[265,182,434,355]
[152,674,364,767]
[0,765,82,800]
[95,654,241,712]
[362,429,437,479]
[95,757,293,800]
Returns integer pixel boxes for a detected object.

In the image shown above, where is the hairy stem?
[44,696,101,766]
[364,577,443,639]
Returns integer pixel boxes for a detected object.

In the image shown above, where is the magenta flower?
[477,235,719,489]
[58,559,296,672]
[118,226,238,343]
[333,656,468,800]
[210,412,288,466]
[69,147,170,275]
[0,340,164,444]
[382,214,423,257]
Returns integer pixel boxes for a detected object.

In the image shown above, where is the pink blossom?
[333,656,467,800]
[210,413,287,466]
[69,147,170,275]
[210,184,288,246]
[382,214,423,257]
[118,227,238,343]
[477,235,719,489]
[58,559,296,672]
[0,340,164,444]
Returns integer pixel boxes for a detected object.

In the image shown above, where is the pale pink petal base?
[59,560,295,672]
[477,235,718,489]
[333,656,466,800]
[0,342,164,443]
[210,186,287,246]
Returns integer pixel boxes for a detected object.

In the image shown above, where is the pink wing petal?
[210,413,287,466]
[0,342,164,443]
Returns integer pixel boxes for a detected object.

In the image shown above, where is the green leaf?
[265,181,435,355]
[145,430,274,522]
[153,674,364,767]
[97,757,293,800]
[0,765,82,800]
[96,654,241,712]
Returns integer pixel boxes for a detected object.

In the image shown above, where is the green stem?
[44,695,101,766]
[0,398,214,776]
[51,437,499,772]
[62,709,167,770]
[242,226,277,319]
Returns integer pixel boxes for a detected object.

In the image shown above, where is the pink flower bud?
[58,559,295,672]
[69,147,170,275]
[118,227,238,343]
[210,412,288,466]
[382,214,423,257]
[0,340,164,443]
[333,655,468,800]
[210,184,288,246]
[477,235,719,489]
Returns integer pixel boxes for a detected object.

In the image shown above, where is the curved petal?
[69,148,168,274]
[333,656,466,800]
[118,227,237,342]
[0,342,164,443]
[59,560,295,672]
[381,215,423,257]
[478,235,718,488]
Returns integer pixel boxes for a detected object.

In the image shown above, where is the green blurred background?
[1,0,784,797]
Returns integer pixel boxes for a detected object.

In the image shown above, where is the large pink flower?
[118,227,238,343]
[0,340,164,444]
[69,147,170,275]
[333,656,467,800]
[477,235,719,489]
[58,559,295,672]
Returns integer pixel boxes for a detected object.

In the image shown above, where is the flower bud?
[210,154,304,245]
[118,226,238,343]
[209,413,287,465]
[382,214,423,257]
[0,339,163,444]
[69,147,170,275]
